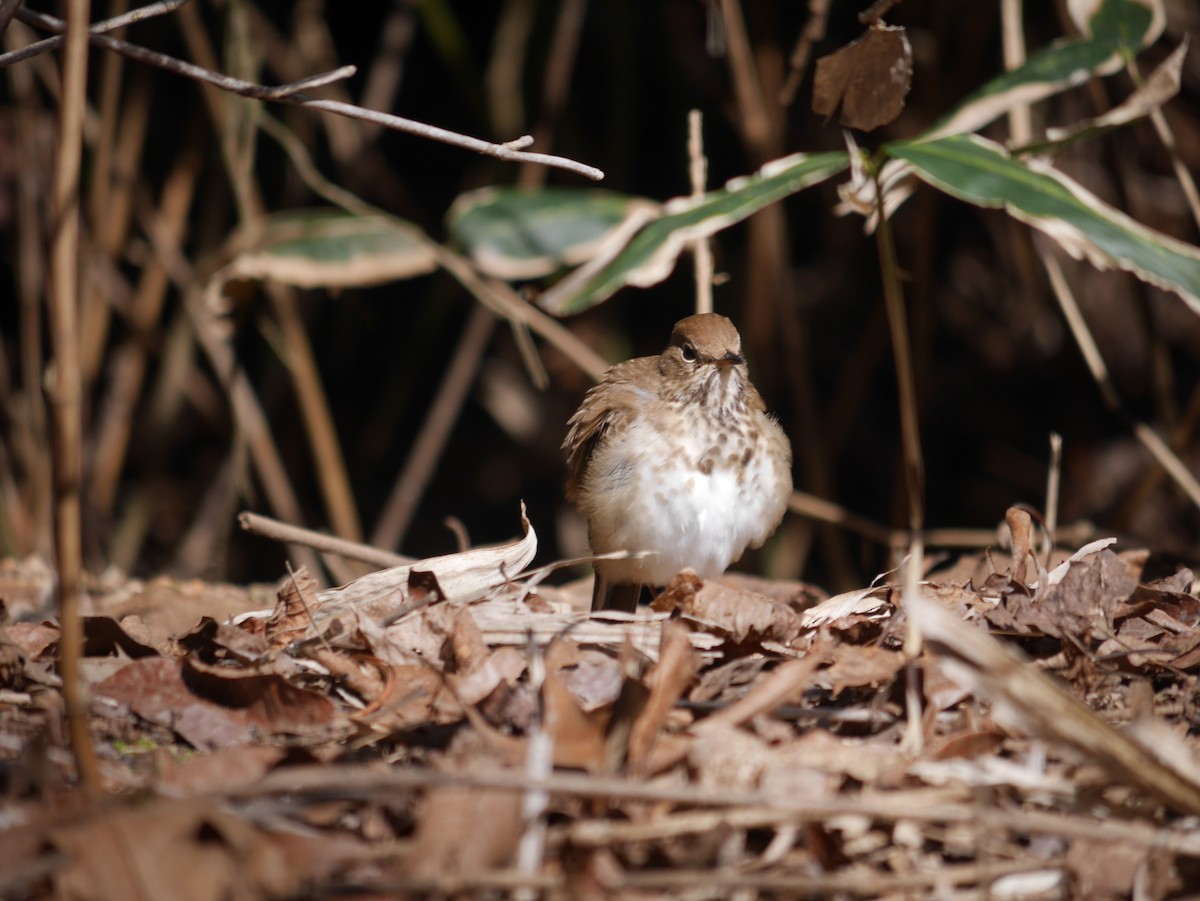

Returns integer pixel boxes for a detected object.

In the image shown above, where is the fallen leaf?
[661,574,803,647]
[628,621,698,775]
[266,566,319,649]
[819,644,906,697]
[95,657,338,750]
[48,797,296,901]
[543,666,607,771]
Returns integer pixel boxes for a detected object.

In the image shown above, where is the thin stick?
[371,304,497,552]
[0,0,187,68]
[45,0,100,789]
[239,511,412,569]
[256,112,609,383]
[233,764,1200,854]
[10,5,604,181]
[1043,249,1200,512]
[1000,0,1031,146]
[786,490,894,546]
[874,165,925,753]
[688,109,714,315]
[1043,432,1062,561]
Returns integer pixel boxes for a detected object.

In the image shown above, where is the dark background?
[2,0,1198,591]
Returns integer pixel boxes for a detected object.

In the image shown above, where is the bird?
[563,313,793,612]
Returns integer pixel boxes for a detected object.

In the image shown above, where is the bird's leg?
[591,576,644,613]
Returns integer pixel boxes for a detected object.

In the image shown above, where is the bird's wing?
[562,356,656,502]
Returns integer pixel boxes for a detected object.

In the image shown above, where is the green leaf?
[927,0,1161,140]
[889,134,1200,312]
[225,208,438,289]
[447,187,657,280]
[538,151,850,315]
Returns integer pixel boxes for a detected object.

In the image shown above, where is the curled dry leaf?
[309,504,536,631]
[658,572,803,647]
[267,565,319,649]
[1005,506,1036,587]
[800,584,892,629]
[95,656,339,751]
[813,24,913,131]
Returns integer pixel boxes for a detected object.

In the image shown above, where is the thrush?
[563,313,793,612]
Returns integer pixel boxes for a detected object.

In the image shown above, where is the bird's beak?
[715,351,745,367]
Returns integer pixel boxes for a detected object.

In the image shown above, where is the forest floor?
[2,507,1200,899]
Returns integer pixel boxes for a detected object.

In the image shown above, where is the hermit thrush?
[563,313,793,612]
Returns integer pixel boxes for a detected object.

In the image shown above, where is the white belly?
[582,414,789,585]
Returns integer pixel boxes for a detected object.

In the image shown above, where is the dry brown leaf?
[266,565,319,648]
[909,587,1200,815]
[543,666,607,771]
[48,797,296,901]
[311,503,536,629]
[694,655,825,735]
[813,24,913,131]
[660,573,803,647]
[776,729,907,786]
[362,663,462,733]
[688,723,773,790]
[450,645,526,706]
[1006,506,1036,587]
[357,603,459,667]
[4,621,59,660]
[1065,838,1148,898]
[95,657,339,750]
[156,744,288,795]
[800,585,892,629]
[1034,549,1136,642]
[819,644,906,697]
[178,617,271,665]
[627,621,698,775]
[551,645,624,713]
[404,771,523,879]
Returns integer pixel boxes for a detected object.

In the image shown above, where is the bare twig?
[10,5,604,180]
[873,164,925,752]
[1043,432,1062,561]
[256,112,607,382]
[45,0,100,789]
[239,511,412,569]
[0,0,186,68]
[687,109,714,316]
[1000,0,1032,146]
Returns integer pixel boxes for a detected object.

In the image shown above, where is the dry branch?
[6,3,604,180]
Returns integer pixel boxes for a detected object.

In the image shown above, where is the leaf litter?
[4,506,1200,897]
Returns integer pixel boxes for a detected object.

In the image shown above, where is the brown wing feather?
[562,356,657,502]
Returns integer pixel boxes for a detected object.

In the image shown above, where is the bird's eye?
[681,344,697,362]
